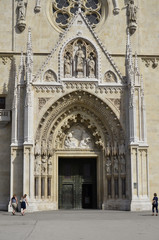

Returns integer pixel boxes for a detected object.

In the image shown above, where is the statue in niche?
[41,140,47,157]
[88,56,95,78]
[75,45,85,77]
[17,0,27,21]
[104,71,117,83]
[34,158,41,175]
[48,140,53,157]
[47,157,52,175]
[34,140,41,157]
[127,0,137,23]
[64,55,71,77]
[105,142,111,156]
[44,70,56,82]
[113,156,119,173]
[113,141,118,156]
[41,157,47,175]
[105,157,112,175]
[120,155,126,174]
[119,141,125,156]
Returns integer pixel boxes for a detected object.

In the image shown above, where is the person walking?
[20,194,29,216]
[10,194,18,215]
[152,193,158,216]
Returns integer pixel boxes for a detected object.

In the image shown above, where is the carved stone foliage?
[17,0,27,32]
[142,58,159,69]
[0,56,13,65]
[43,70,57,82]
[63,38,97,78]
[103,71,117,83]
[127,0,137,34]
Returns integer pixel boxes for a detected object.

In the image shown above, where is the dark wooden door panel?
[62,184,73,209]
[59,158,97,209]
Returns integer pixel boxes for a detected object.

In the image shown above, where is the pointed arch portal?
[34,90,128,210]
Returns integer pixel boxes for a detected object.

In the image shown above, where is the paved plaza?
[0,210,159,240]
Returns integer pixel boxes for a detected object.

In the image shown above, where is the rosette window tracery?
[52,0,102,29]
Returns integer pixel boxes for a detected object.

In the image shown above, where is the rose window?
[52,0,102,29]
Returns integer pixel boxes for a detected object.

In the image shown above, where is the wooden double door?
[58,157,97,209]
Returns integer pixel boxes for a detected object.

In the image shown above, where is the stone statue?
[41,139,47,157]
[119,141,125,156]
[76,45,85,77]
[47,157,53,175]
[64,131,76,148]
[113,141,118,156]
[17,0,27,21]
[88,56,95,78]
[127,0,137,23]
[34,140,41,157]
[113,156,119,173]
[34,158,41,175]
[64,55,71,77]
[41,157,47,174]
[120,155,126,174]
[105,142,111,156]
[48,140,53,157]
[105,157,112,174]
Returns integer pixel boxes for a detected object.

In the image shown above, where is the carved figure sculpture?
[34,140,41,157]
[64,131,76,148]
[64,55,71,77]
[113,156,119,173]
[127,0,137,22]
[104,71,117,83]
[79,137,91,148]
[44,70,56,82]
[48,157,53,175]
[105,142,111,156]
[17,0,27,32]
[41,157,47,175]
[119,141,125,156]
[120,155,126,174]
[88,56,95,78]
[106,157,112,174]
[17,0,26,21]
[113,141,118,156]
[34,158,41,175]
[76,45,85,77]
[41,139,47,157]
[127,0,137,34]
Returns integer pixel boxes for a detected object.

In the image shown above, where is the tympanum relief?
[64,125,93,149]
[63,39,97,78]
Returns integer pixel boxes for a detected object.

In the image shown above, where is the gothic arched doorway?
[34,91,127,210]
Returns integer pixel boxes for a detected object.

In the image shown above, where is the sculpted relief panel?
[63,39,97,78]
[64,125,93,149]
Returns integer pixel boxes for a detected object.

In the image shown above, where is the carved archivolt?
[63,38,97,78]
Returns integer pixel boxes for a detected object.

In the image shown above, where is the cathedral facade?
[0,0,158,211]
